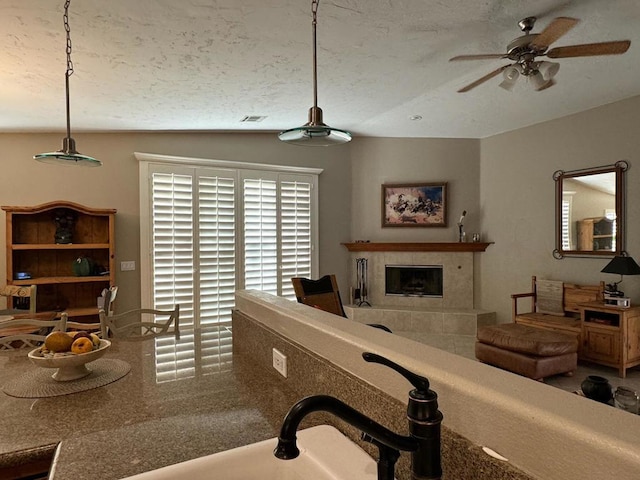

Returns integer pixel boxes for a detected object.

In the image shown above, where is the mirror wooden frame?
[553,161,628,259]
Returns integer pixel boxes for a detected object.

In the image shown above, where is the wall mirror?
[553,161,628,258]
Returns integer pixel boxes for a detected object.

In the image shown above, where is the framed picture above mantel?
[381,182,447,227]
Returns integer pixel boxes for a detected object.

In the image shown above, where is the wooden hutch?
[2,201,116,322]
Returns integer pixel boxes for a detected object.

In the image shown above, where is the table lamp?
[601,255,640,297]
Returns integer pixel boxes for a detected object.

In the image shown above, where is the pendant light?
[278,0,351,146]
[34,0,101,167]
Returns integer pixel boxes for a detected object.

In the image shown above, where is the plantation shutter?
[243,176,278,294]
[197,173,236,325]
[141,156,319,382]
[562,196,572,250]
[280,177,312,299]
[151,171,195,326]
[241,172,314,299]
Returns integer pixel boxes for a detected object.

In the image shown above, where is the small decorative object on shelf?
[355,258,371,307]
[53,209,77,244]
[457,210,467,242]
[581,375,613,403]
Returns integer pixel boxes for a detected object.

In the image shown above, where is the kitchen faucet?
[274,352,443,480]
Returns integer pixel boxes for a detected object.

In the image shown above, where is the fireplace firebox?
[385,265,443,298]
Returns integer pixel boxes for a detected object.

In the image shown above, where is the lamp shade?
[537,61,560,80]
[601,256,640,275]
[498,65,520,91]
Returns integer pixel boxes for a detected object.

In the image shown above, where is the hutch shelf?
[2,201,116,322]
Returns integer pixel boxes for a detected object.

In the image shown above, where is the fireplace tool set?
[355,258,371,307]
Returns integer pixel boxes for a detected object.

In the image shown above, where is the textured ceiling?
[2,0,640,138]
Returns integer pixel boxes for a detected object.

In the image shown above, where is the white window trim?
[137,152,322,310]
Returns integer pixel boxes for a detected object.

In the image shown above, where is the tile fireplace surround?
[342,242,490,309]
[342,242,496,335]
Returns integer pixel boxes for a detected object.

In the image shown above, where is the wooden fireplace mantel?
[341,242,493,252]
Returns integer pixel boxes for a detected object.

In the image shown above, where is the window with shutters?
[139,157,319,327]
[562,194,573,250]
[139,157,319,382]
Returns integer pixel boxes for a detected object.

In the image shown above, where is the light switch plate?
[120,261,136,271]
[272,348,287,378]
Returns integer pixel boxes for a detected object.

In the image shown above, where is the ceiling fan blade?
[546,40,631,58]
[457,65,509,93]
[450,54,505,61]
[532,17,579,49]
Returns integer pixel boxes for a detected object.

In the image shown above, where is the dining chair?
[0,312,66,350]
[0,285,37,315]
[98,286,118,317]
[99,305,180,340]
[291,275,392,333]
[61,312,108,338]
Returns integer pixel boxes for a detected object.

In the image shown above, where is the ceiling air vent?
[240,115,267,123]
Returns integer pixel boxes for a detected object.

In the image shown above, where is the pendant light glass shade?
[34,137,101,167]
[34,0,101,167]
[279,0,351,146]
[278,106,351,146]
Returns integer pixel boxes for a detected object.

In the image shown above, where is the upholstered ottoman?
[475,323,578,381]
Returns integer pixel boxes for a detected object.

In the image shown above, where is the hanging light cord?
[63,0,74,142]
[311,0,319,109]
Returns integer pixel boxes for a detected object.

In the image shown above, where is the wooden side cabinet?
[2,201,116,323]
[579,302,640,378]
[577,217,614,251]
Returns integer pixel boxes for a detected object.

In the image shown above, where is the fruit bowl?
[28,339,111,381]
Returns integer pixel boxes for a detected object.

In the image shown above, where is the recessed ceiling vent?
[240,115,267,123]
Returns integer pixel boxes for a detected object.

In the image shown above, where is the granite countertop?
[0,325,289,480]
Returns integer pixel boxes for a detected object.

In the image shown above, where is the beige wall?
[349,137,481,241]
[0,132,352,313]
[480,95,640,322]
[3,95,639,322]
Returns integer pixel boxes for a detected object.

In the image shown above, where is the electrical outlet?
[120,261,136,271]
[272,348,287,378]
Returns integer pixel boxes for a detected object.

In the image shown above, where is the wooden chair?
[0,285,37,315]
[291,275,392,333]
[292,275,347,317]
[0,312,65,350]
[99,305,180,340]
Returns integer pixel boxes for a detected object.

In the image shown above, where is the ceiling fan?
[450,16,631,92]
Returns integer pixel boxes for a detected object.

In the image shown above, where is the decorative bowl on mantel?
[28,340,111,381]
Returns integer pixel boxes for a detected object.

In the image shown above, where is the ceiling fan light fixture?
[279,0,351,147]
[537,61,560,80]
[530,70,553,90]
[499,65,520,91]
[34,0,101,167]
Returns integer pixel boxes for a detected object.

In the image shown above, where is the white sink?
[119,425,380,480]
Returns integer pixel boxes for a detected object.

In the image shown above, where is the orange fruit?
[44,331,75,352]
[71,337,94,354]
